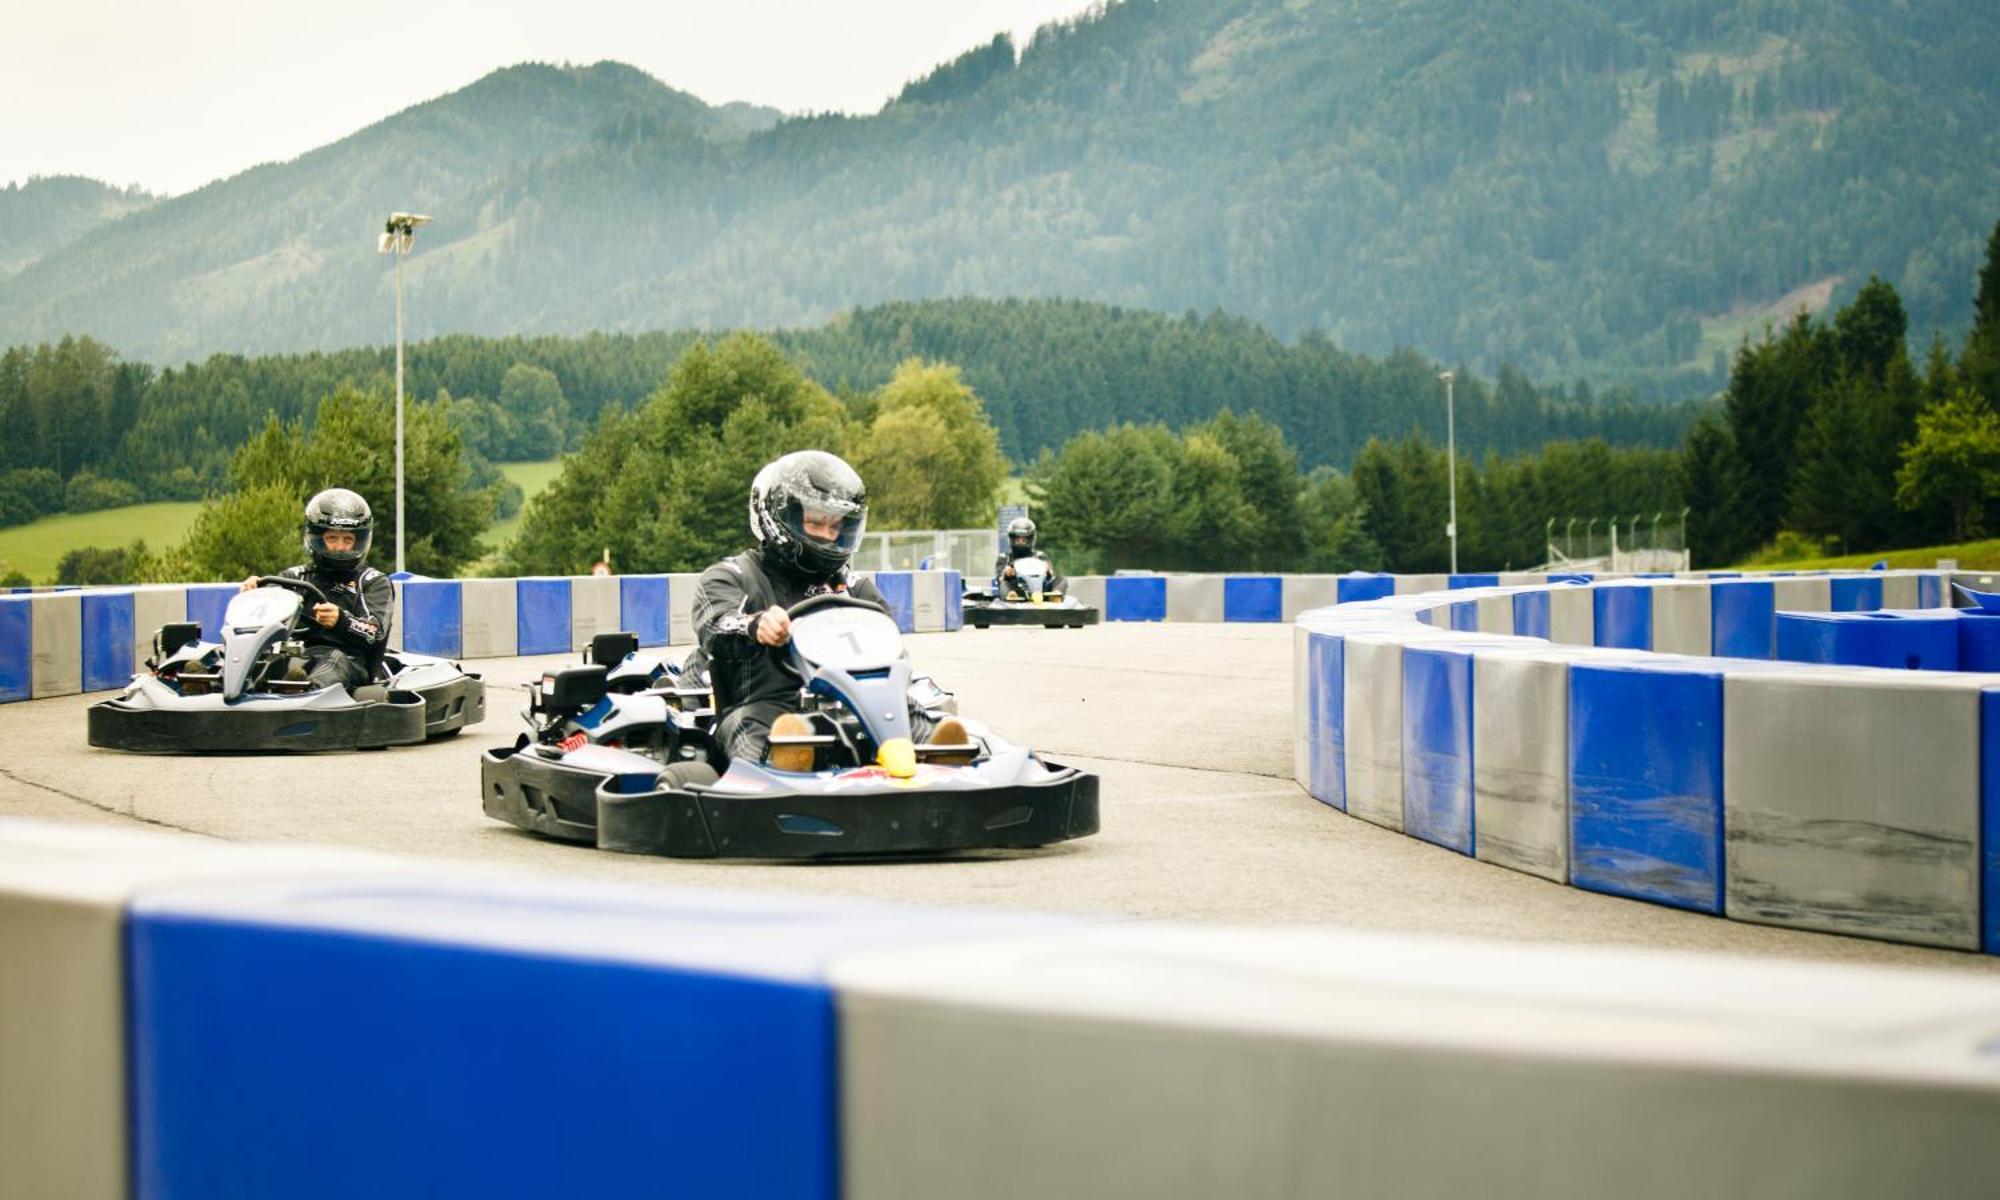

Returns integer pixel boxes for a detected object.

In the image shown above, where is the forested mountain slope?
[0,177,154,273]
[4,0,1995,393]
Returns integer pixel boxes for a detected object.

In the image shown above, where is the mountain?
[3,0,1997,391]
[0,176,154,273]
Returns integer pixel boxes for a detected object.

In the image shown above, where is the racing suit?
[277,564,394,692]
[993,545,1065,598]
[691,548,937,764]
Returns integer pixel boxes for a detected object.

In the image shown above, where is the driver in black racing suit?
[690,450,965,771]
[238,488,393,694]
[994,515,1065,598]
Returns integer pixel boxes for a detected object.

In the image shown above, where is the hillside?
[0,176,154,273]
[2,0,1997,391]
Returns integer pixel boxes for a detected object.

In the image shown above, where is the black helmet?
[1007,516,1037,555]
[303,488,374,577]
[749,451,868,579]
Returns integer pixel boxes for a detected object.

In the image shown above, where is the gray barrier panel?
[835,926,2000,1200]
[1650,581,1712,656]
[1772,576,1832,613]
[1472,650,1570,882]
[0,821,417,1200]
[1165,575,1223,623]
[1548,586,1594,646]
[668,573,701,645]
[132,586,186,675]
[1883,572,1918,609]
[911,572,949,632]
[30,593,81,698]
[1724,671,1984,950]
[1292,625,1312,785]
[1395,573,1448,596]
[568,575,621,651]
[460,579,518,659]
[1475,595,1512,635]
[1066,575,1106,612]
[1342,635,1405,831]
[1282,575,1337,621]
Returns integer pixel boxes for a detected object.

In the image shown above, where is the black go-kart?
[962,554,1098,629]
[87,575,485,752]
[481,594,1099,859]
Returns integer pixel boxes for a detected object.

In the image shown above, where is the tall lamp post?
[378,212,432,575]
[1438,369,1458,574]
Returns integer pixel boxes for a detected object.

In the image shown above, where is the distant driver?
[994,516,1064,598]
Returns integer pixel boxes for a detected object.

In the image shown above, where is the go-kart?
[962,554,1098,628]
[481,595,1099,858]
[87,575,485,752]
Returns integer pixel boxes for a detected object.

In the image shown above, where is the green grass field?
[1734,539,2000,572]
[0,502,202,583]
[477,460,565,565]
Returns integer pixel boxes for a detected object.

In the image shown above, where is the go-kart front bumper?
[87,688,428,752]
[963,601,1098,628]
[482,744,1099,859]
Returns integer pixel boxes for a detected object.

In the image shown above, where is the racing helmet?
[302,488,374,577]
[750,450,868,579]
[1007,516,1037,556]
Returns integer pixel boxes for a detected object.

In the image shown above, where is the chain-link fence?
[1545,510,1690,572]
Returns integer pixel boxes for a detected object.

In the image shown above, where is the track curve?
[4,622,1993,971]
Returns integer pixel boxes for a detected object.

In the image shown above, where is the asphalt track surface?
[4,622,1996,973]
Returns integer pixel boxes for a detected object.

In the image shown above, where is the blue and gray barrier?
[13,817,2000,1200]
[1291,569,2000,953]
[0,569,964,702]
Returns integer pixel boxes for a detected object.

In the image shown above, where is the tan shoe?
[767,712,817,773]
[927,717,977,765]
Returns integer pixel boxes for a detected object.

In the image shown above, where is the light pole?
[378,212,432,575]
[1438,369,1458,574]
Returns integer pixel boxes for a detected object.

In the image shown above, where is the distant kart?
[87,575,485,752]
[962,554,1098,628]
[482,596,1099,859]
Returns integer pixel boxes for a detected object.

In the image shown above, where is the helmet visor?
[778,494,866,561]
[307,526,372,565]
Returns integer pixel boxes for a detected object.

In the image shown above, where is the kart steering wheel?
[256,575,329,605]
[787,592,890,620]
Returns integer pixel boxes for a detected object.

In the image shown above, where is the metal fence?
[851,529,997,578]
[1545,510,1690,573]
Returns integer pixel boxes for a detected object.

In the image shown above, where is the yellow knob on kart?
[877,737,917,778]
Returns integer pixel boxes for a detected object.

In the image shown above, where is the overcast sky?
[4,0,1102,197]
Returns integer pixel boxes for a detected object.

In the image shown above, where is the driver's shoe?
[928,717,977,765]
[768,712,817,773]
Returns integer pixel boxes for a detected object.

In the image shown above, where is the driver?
[994,516,1064,598]
[691,449,965,771]
[238,488,393,694]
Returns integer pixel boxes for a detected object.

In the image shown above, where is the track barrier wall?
[12,819,2000,1200]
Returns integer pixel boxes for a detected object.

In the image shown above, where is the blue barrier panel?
[184,585,235,642]
[1776,610,1958,671]
[516,578,573,655]
[1569,663,1724,913]
[0,596,28,701]
[127,881,1051,1200]
[1449,601,1478,632]
[873,571,916,632]
[1336,574,1395,603]
[1402,646,1474,854]
[1710,580,1775,660]
[942,570,963,631]
[1830,576,1884,612]
[81,590,134,691]
[1307,632,1345,810]
[1593,587,1652,650]
[1512,590,1551,640]
[618,575,670,647]
[1985,690,2000,955]
[1920,574,1944,609]
[1222,576,1283,623]
[1448,574,1499,590]
[1963,612,2000,671]
[400,580,462,657]
[1104,576,1165,622]
[1416,609,1436,626]
[1705,572,1742,579]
